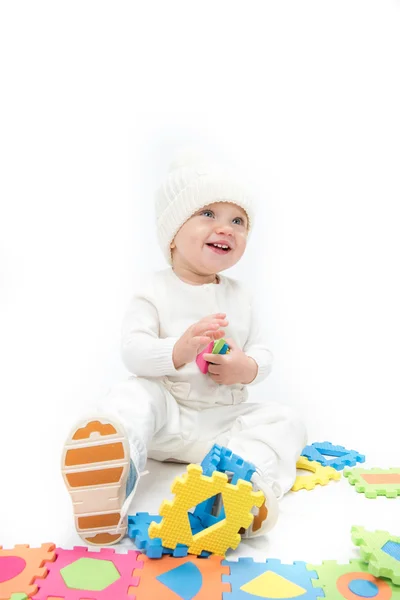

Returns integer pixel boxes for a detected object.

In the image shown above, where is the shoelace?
[116,469,149,533]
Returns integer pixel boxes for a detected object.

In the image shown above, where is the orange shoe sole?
[61,417,131,545]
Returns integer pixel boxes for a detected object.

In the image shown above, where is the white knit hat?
[155,149,255,265]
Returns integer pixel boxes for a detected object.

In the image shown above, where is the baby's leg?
[221,401,307,497]
[61,375,180,545]
[96,376,182,473]
[191,400,306,536]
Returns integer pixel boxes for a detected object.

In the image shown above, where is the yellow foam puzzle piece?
[292,456,341,491]
[148,463,265,556]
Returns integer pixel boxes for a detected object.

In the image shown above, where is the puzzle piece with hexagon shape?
[128,512,210,558]
[351,525,400,585]
[0,543,55,600]
[292,456,341,491]
[222,557,324,600]
[308,558,400,600]
[344,467,400,498]
[31,546,143,600]
[148,463,264,556]
[302,442,365,471]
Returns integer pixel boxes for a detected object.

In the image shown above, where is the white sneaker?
[240,472,280,538]
[61,416,136,546]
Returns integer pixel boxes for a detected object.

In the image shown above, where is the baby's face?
[170,201,249,273]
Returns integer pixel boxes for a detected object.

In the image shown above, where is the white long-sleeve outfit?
[97,267,306,496]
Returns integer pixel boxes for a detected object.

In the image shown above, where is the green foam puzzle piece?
[307,559,400,600]
[10,595,29,600]
[212,338,226,354]
[60,557,121,591]
[344,467,400,498]
[352,525,400,585]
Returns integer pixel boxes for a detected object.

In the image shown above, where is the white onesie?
[96,267,306,495]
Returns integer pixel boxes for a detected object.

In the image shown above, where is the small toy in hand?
[196,338,230,373]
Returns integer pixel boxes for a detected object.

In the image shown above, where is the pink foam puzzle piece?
[32,546,143,600]
[196,341,214,373]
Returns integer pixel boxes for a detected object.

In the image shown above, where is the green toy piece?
[212,338,230,354]
[10,595,28,600]
[351,525,400,585]
[307,558,400,600]
[60,557,120,591]
[344,467,400,498]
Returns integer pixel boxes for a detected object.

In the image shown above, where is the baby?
[61,151,307,546]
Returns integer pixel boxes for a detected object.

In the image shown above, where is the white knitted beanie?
[155,149,255,265]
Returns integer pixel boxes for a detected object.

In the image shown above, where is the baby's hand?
[172,313,229,369]
[203,338,258,385]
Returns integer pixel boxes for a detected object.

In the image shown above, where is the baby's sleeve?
[120,276,182,378]
[242,287,274,386]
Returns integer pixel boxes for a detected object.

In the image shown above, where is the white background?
[0,1,399,558]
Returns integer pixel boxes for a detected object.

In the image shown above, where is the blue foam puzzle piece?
[195,445,257,528]
[200,444,223,477]
[128,512,209,558]
[301,441,365,470]
[222,558,325,600]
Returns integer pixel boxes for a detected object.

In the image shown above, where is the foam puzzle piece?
[0,543,55,600]
[212,339,230,355]
[32,547,142,600]
[351,525,400,585]
[135,554,230,599]
[292,456,341,491]
[128,512,209,558]
[344,468,400,498]
[308,558,400,600]
[148,463,264,556]
[200,444,223,477]
[302,442,365,471]
[195,444,257,528]
[222,557,324,600]
[10,595,28,600]
[196,339,230,373]
[196,341,214,373]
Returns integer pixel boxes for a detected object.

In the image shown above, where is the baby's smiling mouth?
[206,243,231,254]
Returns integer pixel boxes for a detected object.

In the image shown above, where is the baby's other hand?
[172,313,229,369]
[203,337,258,385]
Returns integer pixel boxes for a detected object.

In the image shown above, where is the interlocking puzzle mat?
[3,545,400,600]
[0,544,55,600]
[302,442,365,471]
[344,468,400,498]
[292,456,341,491]
[309,559,400,600]
[352,526,400,585]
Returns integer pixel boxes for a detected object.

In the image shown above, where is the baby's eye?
[201,210,214,218]
[233,217,244,225]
